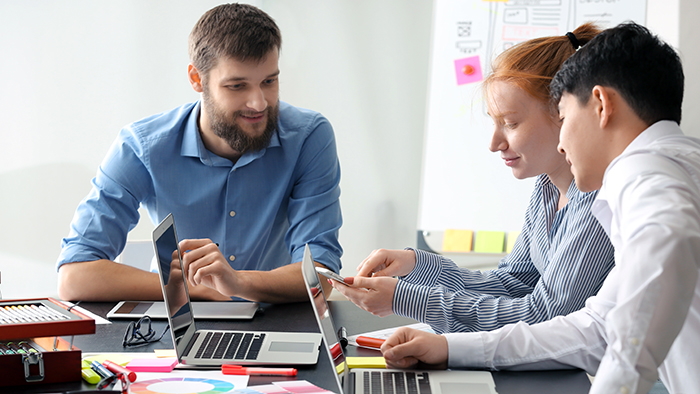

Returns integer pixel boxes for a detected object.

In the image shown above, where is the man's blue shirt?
[58,101,343,273]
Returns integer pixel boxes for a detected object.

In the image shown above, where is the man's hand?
[329,276,398,317]
[357,249,417,278]
[180,239,239,297]
[381,327,449,370]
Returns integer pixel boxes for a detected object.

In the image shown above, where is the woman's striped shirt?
[394,175,615,333]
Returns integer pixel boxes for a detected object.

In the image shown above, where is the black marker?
[18,341,39,353]
[338,326,348,348]
[7,342,26,354]
[0,343,14,355]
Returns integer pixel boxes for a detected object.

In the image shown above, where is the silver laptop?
[107,300,258,320]
[153,213,322,366]
[300,244,498,394]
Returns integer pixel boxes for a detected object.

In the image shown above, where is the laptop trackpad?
[268,341,317,353]
[440,382,494,394]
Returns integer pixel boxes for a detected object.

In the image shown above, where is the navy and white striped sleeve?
[393,190,614,333]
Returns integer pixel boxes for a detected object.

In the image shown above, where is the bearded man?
[57,3,342,303]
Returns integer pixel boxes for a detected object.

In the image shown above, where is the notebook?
[300,244,498,394]
[153,213,322,366]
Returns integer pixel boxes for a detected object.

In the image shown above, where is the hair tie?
[566,32,580,50]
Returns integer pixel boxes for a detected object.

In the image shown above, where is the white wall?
[1,0,698,300]
[0,0,431,299]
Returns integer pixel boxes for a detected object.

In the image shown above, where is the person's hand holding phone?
[356,249,417,278]
[315,266,349,286]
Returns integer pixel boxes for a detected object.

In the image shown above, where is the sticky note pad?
[506,231,521,253]
[346,357,387,369]
[442,229,473,252]
[454,55,483,85]
[84,353,136,366]
[474,231,505,253]
[126,357,178,372]
[154,349,177,358]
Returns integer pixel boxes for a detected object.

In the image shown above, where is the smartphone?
[315,266,349,286]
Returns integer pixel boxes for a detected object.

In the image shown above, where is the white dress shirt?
[445,121,700,394]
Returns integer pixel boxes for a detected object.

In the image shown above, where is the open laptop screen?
[153,214,196,351]
[300,244,348,393]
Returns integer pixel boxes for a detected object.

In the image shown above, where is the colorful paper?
[474,231,505,253]
[442,229,474,252]
[506,231,521,253]
[346,356,387,369]
[126,357,178,372]
[454,55,483,85]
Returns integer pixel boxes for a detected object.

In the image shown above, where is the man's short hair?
[551,22,684,125]
[189,3,281,78]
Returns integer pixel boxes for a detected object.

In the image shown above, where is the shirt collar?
[602,120,682,183]
[618,120,682,157]
[537,174,586,202]
[593,120,683,236]
[180,100,282,167]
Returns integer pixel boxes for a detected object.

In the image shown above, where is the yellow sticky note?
[155,349,177,358]
[346,357,387,369]
[474,231,505,253]
[442,229,473,252]
[83,353,138,366]
[336,363,346,375]
[506,231,521,253]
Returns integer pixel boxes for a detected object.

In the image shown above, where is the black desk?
[8,301,591,393]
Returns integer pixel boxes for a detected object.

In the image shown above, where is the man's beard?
[202,88,278,155]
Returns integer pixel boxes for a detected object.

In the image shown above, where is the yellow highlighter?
[81,359,101,384]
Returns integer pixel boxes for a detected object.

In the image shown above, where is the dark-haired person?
[330,24,615,334]
[380,22,699,394]
[57,3,342,303]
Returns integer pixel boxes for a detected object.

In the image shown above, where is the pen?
[222,364,297,376]
[338,326,348,348]
[18,305,47,321]
[81,360,101,384]
[91,360,115,380]
[3,306,26,323]
[356,336,385,349]
[12,305,39,322]
[103,360,137,383]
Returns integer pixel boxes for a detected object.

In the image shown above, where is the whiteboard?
[418,0,647,249]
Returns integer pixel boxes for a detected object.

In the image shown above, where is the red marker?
[356,336,385,349]
[103,360,137,383]
[222,365,297,376]
[330,342,342,360]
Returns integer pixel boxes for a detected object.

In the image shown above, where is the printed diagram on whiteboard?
[418,0,646,254]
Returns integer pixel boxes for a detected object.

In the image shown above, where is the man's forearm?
[232,261,335,303]
[57,259,164,301]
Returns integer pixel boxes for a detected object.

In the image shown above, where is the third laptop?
[300,244,498,394]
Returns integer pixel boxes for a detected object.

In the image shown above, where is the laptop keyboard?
[188,331,265,360]
[363,371,432,394]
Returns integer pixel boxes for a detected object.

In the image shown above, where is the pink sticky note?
[454,56,483,85]
[126,357,178,372]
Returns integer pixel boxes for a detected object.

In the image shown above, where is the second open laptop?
[300,244,498,394]
[153,213,322,366]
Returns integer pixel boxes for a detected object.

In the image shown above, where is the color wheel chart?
[131,377,235,394]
